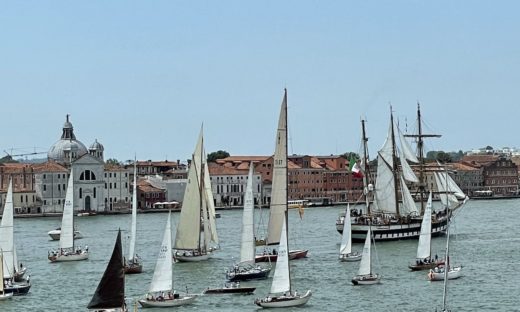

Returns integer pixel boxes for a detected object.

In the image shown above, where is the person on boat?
[272,249,278,255]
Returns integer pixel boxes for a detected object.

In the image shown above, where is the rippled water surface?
[3,199,519,311]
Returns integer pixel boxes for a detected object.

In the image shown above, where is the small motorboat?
[203,282,256,295]
[48,228,83,240]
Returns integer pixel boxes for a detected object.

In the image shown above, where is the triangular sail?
[399,176,419,216]
[399,149,419,183]
[416,192,433,259]
[127,162,138,261]
[357,226,372,276]
[339,204,353,255]
[174,131,203,250]
[87,230,125,310]
[269,215,290,294]
[0,254,4,292]
[240,164,255,264]
[399,130,419,163]
[267,90,288,245]
[59,170,75,250]
[204,155,219,246]
[434,171,465,206]
[149,211,173,293]
[0,179,14,278]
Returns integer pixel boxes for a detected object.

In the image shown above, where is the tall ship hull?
[336,215,448,243]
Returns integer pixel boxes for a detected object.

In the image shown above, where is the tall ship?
[336,105,467,242]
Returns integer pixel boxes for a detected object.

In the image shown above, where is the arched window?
[79,170,97,181]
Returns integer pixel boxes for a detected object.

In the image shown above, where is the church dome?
[47,115,88,162]
[89,139,104,151]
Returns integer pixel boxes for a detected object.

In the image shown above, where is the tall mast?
[404,103,441,215]
[361,119,371,214]
[389,109,400,216]
[198,135,205,253]
[283,88,291,293]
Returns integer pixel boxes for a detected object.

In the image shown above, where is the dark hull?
[337,218,448,243]
[203,287,256,295]
[227,268,270,282]
[408,261,444,271]
[124,263,143,274]
[4,283,31,295]
[255,250,308,263]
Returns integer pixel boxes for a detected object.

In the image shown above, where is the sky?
[1,1,519,163]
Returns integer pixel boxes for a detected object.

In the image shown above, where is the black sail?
[87,229,125,309]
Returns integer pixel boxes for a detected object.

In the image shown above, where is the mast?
[442,220,450,310]
[389,109,400,216]
[283,88,291,293]
[198,135,205,253]
[361,119,371,214]
[404,103,441,214]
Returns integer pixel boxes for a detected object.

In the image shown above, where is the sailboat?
[226,163,271,281]
[0,178,31,296]
[351,223,381,285]
[428,221,462,281]
[336,105,467,242]
[138,211,196,308]
[48,169,89,262]
[409,192,444,270]
[436,223,454,312]
[173,126,219,262]
[255,90,308,263]
[339,204,361,261]
[254,89,312,308]
[0,254,13,300]
[87,229,126,312]
[124,161,142,274]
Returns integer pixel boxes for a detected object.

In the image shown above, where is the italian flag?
[349,156,363,178]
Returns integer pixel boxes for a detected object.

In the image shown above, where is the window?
[58,184,61,191]
[105,183,107,189]
[21,195,23,203]
[44,200,47,205]
[94,188,97,198]
[79,188,82,199]
[110,183,112,189]
[79,170,96,181]
[114,183,117,188]
[44,185,47,191]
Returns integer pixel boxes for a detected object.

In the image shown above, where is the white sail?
[267,91,288,245]
[174,144,202,250]
[59,169,75,250]
[0,254,4,292]
[270,215,290,294]
[434,172,461,206]
[399,130,419,163]
[339,204,353,255]
[400,176,419,216]
[240,164,255,264]
[416,192,433,259]
[0,179,14,278]
[127,162,138,261]
[204,157,219,246]
[399,149,419,183]
[357,226,372,276]
[149,211,173,293]
[202,189,211,251]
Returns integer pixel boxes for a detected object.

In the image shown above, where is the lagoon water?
[2,199,519,312]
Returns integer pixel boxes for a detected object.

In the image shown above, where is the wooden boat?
[203,282,256,295]
[87,229,127,312]
[124,160,142,274]
[173,126,219,262]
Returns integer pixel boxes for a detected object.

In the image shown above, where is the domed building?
[48,115,88,164]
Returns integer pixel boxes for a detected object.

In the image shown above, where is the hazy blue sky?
[1,1,518,162]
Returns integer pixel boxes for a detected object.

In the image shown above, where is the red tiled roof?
[136,161,178,166]
[31,161,68,173]
[217,156,270,163]
[208,163,247,175]
[451,162,480,171]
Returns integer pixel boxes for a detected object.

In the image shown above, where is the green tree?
[436,151,452,163]
[106,158,121,166]
[207,150,230,162]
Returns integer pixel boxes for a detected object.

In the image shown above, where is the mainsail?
[149,211,173,293]
[357,226,372,276]
[127,162,138,261]
[240,164,256,264]
[339,204,353,256]
[269,215,290,294]
[266,90,288,245]
[416,192,433,260]
[0,179,14,278]
[59,170,75,251]
[87,229,125,310]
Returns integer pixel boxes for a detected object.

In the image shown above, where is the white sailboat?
[0,253,13,300]
[255,89,308,263]
[351,224,381,285]
[173,126,219,262]
[48,169,89,262]
[339,204,361,262]
[226,163,271,281]
[254,89,312,308]
[428,217,462,282]
[124,161,142,274]
[409,192,444,270]
[139,211,196,308]
[0,179,31,295]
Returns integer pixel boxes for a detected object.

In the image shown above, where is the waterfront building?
[208,162,262,207]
